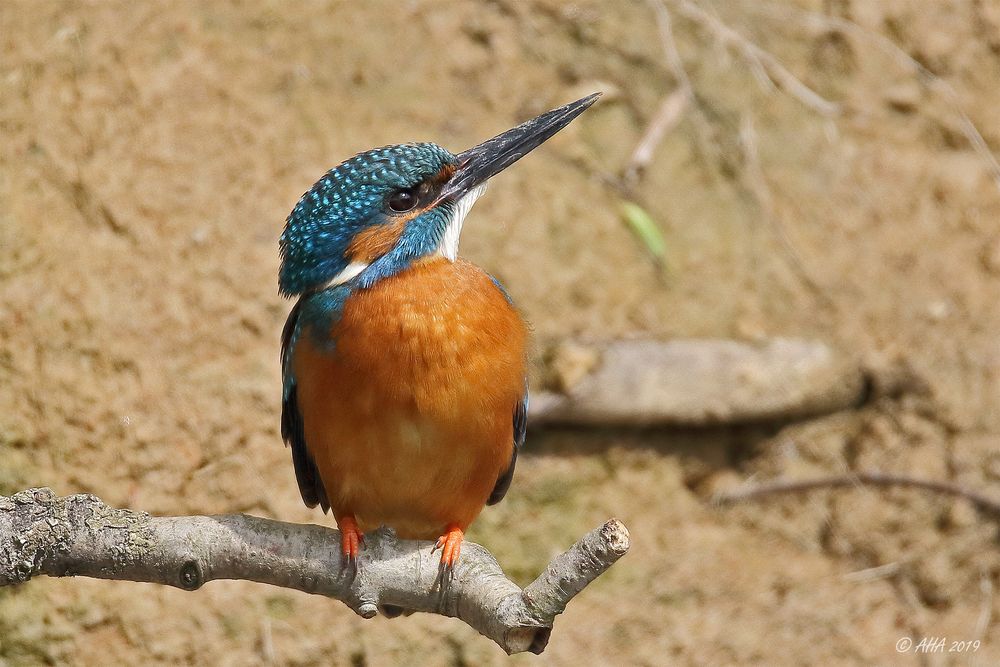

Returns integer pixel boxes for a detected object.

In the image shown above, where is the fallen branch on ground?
[0,488,630,655]
[713,471,1000,517]
[531,338,866,427]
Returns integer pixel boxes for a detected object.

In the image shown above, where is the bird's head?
[278,93,599,296]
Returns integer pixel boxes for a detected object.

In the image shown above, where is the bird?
[278,93,599,569]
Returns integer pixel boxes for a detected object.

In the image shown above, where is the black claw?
[339,552,361,580]
[431,562,457,610]
[434,559,456,586]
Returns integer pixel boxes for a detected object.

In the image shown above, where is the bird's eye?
[387,188,417,213]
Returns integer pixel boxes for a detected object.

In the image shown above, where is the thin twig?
[259,616,276,664]
[842,561,901,583]
[975,572,994,643]
[751,0,1000,193]
[714,471,1000,517]
[622,0,721,187]
[738,114,832,303]
[623,88,688,187]
[668,0,840,117]
[0,488,630,656]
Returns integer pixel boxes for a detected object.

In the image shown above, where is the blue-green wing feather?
[280,298,330,512]
[487,389,527,506]
[486,275,526,507]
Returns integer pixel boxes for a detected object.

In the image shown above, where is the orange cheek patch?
[346,218,407,263]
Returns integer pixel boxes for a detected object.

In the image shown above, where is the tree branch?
[713,471,1000,517]
[0,488,630,655]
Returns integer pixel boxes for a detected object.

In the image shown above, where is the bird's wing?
[487,386,527,506]
[280,298,330,512]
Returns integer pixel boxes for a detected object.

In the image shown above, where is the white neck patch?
[319,259,368,290]
[435,183,487,261]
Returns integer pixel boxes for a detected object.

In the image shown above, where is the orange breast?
[292,257,528,539]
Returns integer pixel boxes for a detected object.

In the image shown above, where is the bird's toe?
[337,515,364,567]
[434,524,465,570]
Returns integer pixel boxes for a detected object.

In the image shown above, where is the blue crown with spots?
[278,143,456,296]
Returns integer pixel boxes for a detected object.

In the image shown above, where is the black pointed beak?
[438,92,601,202]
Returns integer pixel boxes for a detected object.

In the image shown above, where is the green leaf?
[620,201,666,261]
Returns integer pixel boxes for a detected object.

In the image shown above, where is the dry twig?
[623,1,720,186]
[738,114,831,302]
[621,1,843,294]
[669,0,840,117]
[0,488,630,655]
[714,471,1000,517]
[624,88,689,187]
[975,573,994,644]
[751,1,1000,193]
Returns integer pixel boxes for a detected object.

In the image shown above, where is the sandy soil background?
[2,0,1000,664]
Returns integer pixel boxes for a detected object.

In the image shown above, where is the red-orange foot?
[433,524,465,569]
[337,515,363,564]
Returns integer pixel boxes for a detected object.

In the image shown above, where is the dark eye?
[387,188,417,213]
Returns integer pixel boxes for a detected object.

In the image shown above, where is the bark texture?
[0,488,629,655]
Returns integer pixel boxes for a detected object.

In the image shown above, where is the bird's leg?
[335,514,364,566]
[432,523,465,570]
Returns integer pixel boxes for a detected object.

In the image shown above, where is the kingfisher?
[278,93,599,569]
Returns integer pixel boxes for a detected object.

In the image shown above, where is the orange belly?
[292,258,528,539]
